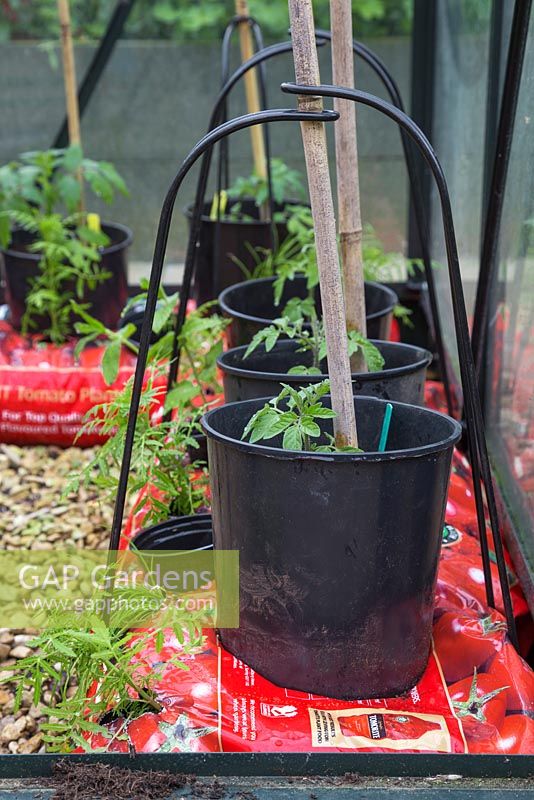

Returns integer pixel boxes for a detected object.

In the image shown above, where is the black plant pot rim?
[218,276,398,324]
[184,199,303,227]
[202,395,462,463]
[129,513,213,551]
[217,339,432,384]
[1,220,133,260]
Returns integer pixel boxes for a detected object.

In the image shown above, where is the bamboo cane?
[330,0,366,373]
[288,0,358,448]
[57,0,84,211]
[235,0,269,220]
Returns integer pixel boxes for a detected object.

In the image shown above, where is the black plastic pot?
[130,513,213,553]
[202,395,461,700]
[0,221,132,331]
[185,198,302,306]
[219,276,398,348]
[218,339,432,406]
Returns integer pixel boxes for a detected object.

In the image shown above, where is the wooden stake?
[57,0,84,210]
[235,0,269,220]
[288,0,358,448]
[330,0,366,372]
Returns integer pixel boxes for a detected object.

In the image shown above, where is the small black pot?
[130,513,213,553]
[203,395,461,699]
[185,198,302,306]
[0,221,132,331]
[218,339,432,406]
[219,276,398,348]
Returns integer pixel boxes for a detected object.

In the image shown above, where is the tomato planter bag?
[85,607,533,754]
[0,322,137,446]
[104,439,534,754]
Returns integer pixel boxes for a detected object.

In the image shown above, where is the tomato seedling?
[242,379,361,453]
[0,146,128,343]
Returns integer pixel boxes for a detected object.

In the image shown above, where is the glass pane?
[429,0,493,379]
[485,8,534,566]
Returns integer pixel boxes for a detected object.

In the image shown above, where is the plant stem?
[183,344,207,404]
[287,0,358,448]
[103,655,162,713]
[235,0,269,221]
[330,0,367,374]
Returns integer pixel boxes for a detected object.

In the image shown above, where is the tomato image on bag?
[486,643,534,712]
[448,669,509,751]
[496,714,534,754]
[433,611,507,683]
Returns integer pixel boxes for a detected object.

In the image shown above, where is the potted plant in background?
[0,0,131,345]
[0,146,131,343]
[218,204,399,347]
[185,157,309,305]
[202,0,461,700]
[217,320,432,405]
[217,209,432,406]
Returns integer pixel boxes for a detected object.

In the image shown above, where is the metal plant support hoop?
[178,27,453,417]
[281,81,517,647]
[218,15,274,211]
[108,91,517,649]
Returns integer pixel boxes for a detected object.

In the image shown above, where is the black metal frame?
[0,751,532,779]
[215,15,276,296]
[52,0,137,148]
[407,0,436,275]
[217,15,273,205]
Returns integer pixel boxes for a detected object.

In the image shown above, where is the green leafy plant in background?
[70,286,229,524]
[244,316,385,375]
[242,380,361,453]
[74,279,227,395]
[0,0,413,42]
[230,204,314,281]
[71,371,209,523]
[226,158,306,221]
[235,206,404,378]
[0,146,128,343]
[239,208,416,330]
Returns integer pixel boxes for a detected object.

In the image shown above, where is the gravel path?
[0,443,117,753]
